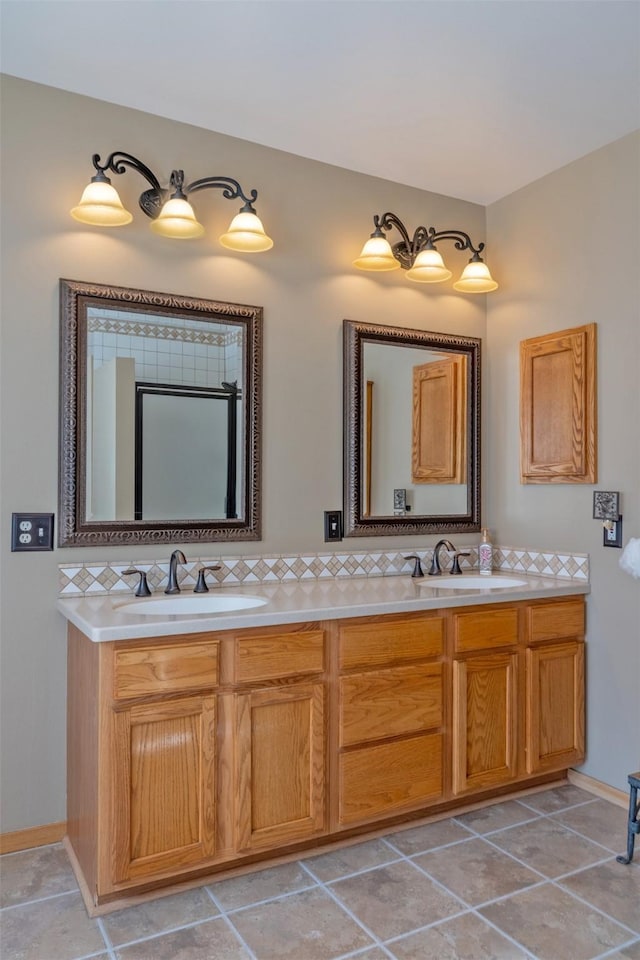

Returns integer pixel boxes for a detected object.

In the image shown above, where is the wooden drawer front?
[453,608,518,654]
[114,642,218,699]
[527,599,585,643]
[235,630,324,683]
[340,664,442,747]
[339,616,443,671]
[339,733,442,825]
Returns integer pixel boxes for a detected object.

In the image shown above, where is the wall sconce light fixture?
[71,151,273,252]
[593,490,623,547]
[354,212,498,292]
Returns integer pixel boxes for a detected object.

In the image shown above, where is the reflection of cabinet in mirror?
[412,355,467,485]
[344,319,480,536]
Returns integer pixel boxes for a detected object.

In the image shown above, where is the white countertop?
[57,573,590,643]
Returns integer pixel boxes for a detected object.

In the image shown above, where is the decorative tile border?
[58,546,588,598]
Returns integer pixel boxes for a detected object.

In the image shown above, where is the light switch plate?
[324,510,343,542]
[11,513,55,551]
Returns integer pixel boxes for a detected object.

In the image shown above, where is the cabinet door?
[235,683,325,851]
[111,695,216,884]
[453,653,518,794]
[526,641,585,774]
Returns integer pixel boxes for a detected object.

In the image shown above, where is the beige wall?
[486,131,640,790]
[0,77,486,832]
[2,77,637,834]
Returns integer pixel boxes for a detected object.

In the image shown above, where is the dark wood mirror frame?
[58,279,262,546]
[343,319,481,537]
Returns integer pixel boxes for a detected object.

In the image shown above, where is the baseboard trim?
[0,821,67,855]
[568,769,629,808]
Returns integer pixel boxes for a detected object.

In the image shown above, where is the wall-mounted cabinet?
[520,323,597,483]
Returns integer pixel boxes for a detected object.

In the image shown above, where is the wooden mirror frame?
[58,279,262,546]
[343,319,481,537]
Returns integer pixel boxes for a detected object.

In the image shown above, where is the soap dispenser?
[479,528,493,575]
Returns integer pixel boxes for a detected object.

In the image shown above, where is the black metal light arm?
[373,211,485,270]
[89,152,261,220]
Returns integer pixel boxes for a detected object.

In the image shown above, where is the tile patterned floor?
[1,785,638,960]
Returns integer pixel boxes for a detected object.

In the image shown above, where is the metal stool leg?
[617,774,640,865]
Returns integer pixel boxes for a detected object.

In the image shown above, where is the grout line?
[0,886,80,911]
[206,879,318,917]
[303,853,405,885]
[205,886,259,960]
[298,858,393,957]
[547,877,640,938]
[592,936,640,960]
[465,907,539,960]
[95,917,117,960]
[517,797,599,815]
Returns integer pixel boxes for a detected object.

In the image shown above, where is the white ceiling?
[1,0,639,204]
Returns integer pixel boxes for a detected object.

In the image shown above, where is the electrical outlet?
[11,513,55,551]
[603,516,623,548]
[324,510,342,542]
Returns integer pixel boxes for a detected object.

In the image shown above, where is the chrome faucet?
[428,539,457,576]
[165,549,186,594]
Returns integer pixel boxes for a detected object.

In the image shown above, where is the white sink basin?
[421,575,527,589]
[115,594,268,616]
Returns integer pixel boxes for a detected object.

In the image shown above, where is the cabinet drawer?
[114,641,219,699]
[527,599,585,643]
[234,630,324,683]
[340,664,442,747]
[453,607,518,654]
[339,616,443,671]
[339,733,442,825]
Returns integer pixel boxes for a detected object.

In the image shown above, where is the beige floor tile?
[454,800,537,835]
[206,861,314,910]
[488,817,610,878]
[357,950,394,960]
[115,916,251,960]
[303,838,399,882]
[552,799,628,852]
[559,860,640,933]
[384,818,474,856]
[228,886,373,959]
[518,784,597,814]
[480,882,631,960]
[413,837,540,906]
[0,843,78,908]
[0,891,106,960]
[102,887,219,946]
[330,859,463,941]
[388,912,528,959]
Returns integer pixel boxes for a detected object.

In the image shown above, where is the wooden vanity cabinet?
[231,626,327,852]
[336,613,445,827]
[451,606,520,795]
[525,599,585,774]
[66,594,585,909]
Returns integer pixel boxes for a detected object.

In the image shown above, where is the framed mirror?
[59,279,262,546]
[343,319,480,537]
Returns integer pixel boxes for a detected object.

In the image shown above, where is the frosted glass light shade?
[219,211,273,251]
[70,180,133,226]
[150,197,205,238]
[406,247,452,283]
[353,235,400,271]
[453,259,498,293]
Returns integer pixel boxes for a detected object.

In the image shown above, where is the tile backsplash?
[58,546,589,597]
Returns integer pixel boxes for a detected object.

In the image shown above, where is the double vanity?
[58,571,588,912]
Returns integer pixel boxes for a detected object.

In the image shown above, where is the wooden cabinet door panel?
[235,683,325,851]
[339,734,442,825]
[111,695,216,883]
[114,641,218,699]
[526,641,585,773]
[340,663,442,747]
[453,654,518,794]
[520,324,596,483]
[412,356,467,484]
